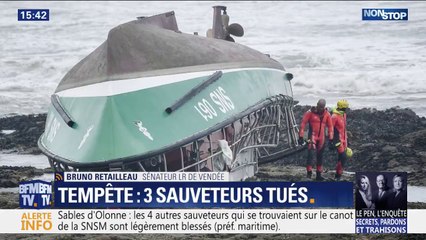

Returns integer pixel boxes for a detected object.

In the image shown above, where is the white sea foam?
[0,1,425,116]
[1,130,15,135]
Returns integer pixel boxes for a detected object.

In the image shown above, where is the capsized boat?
[38,6,303,180]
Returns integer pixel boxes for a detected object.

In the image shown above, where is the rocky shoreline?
[0,114,45,155]
[1,107,426,239]
[286,106,426,185]
[0,106,425,190]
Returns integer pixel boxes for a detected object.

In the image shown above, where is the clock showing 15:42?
[18,9,50,21]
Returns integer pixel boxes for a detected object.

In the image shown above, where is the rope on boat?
[51,94,75,128]
[165,71,223,114]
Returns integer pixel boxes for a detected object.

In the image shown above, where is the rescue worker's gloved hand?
[298,137,305,145]
[328,140,334,150]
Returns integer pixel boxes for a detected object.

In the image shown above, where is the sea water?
[0,2,425,198]
[0,1,425,116]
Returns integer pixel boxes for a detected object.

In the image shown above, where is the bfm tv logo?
[362,8,408,21]
[19,180,53,231]
[19,180,52,209]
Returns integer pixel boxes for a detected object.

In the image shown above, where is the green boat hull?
[39,68,293,168]
[38,9,303,177]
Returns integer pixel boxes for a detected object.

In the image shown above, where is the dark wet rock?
[382,145,398,153]
[0,166,44,187]
[409,202,426,209]
[0,114,46,154]
[256,165,353,182]
[0,179,19,188]
[43,167,54,173]
[0,192,19,209]
[418,151,426,158]
[401,129,426,151]
[360,143,375,148]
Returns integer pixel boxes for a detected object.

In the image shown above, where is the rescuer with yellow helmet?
[330,99,352,181]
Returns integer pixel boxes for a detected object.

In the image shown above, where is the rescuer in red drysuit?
[331,99,349,181]
[298,99,333,181]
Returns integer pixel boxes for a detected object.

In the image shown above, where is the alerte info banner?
[0,209,425,233]
[0,209,355,234]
